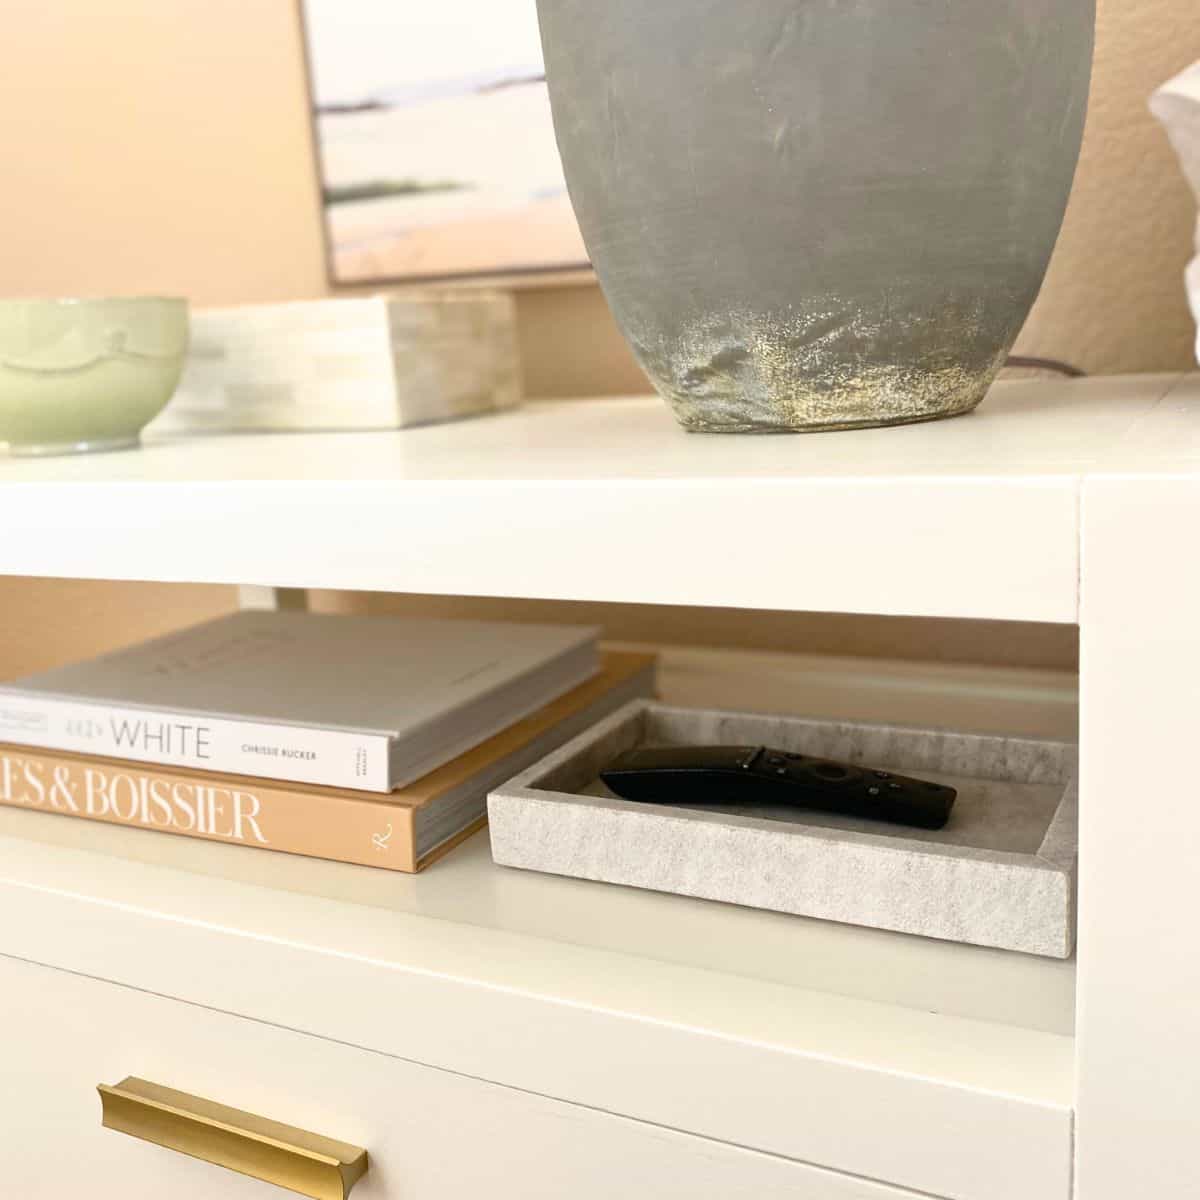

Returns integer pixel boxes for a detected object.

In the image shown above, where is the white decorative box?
[488,701,1077,957]
[151,292,521,434]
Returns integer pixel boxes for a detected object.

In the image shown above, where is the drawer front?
[2,955,929,1200]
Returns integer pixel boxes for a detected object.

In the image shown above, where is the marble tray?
[488,701,1077,957]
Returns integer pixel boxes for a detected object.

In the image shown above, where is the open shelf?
[0,800,1075,1197]
[0,808,1073,1200]
[0,645,1079,1200]
[0,372,1190,623]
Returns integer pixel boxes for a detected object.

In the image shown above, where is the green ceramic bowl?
[0,297,189,456]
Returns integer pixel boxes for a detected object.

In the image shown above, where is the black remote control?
[600,745,956,830]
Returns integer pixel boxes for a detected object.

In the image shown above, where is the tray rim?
[489,698,1078,957]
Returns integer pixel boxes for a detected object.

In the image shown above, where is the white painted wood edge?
[0,475,1081,622]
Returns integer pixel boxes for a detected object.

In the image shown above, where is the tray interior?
[532,704,1075,857]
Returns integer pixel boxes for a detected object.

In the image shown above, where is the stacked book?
[0,611,654,872]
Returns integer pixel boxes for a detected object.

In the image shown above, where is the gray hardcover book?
[0,611,599,792]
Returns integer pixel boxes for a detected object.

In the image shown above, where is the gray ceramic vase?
[537,1,1094,432]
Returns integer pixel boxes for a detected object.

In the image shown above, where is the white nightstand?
[2,371,1195,1200]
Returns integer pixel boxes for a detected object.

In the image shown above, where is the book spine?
[0,746,417,871]
[0,695,392,791]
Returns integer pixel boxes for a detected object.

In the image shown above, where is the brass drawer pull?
[97,1076,368,1199]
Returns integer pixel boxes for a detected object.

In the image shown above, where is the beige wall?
[1,0,1196,392]
[309,591,1079,672]
[1018,0,1200,374]
[0,577,1077,684]
[0,578,238,682]
[0,0,646,399]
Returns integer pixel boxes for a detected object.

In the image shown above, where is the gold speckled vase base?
[676,399,984,435]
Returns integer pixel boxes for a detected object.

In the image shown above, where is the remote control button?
[888,782,903,790]
[867,786,881,796]
[811,762,850,782]
[873,770,891,779]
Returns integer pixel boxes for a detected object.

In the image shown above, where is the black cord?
[1002,355,1086,378]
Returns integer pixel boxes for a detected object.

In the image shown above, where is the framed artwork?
[300,0,590,286]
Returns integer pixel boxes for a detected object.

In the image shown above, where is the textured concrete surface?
[490,702,1077,957]
[539,0,1093,430]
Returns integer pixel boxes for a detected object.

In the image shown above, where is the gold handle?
[97,1077,368,1199]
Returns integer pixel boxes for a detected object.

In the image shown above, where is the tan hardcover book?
[0,652,655,873]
